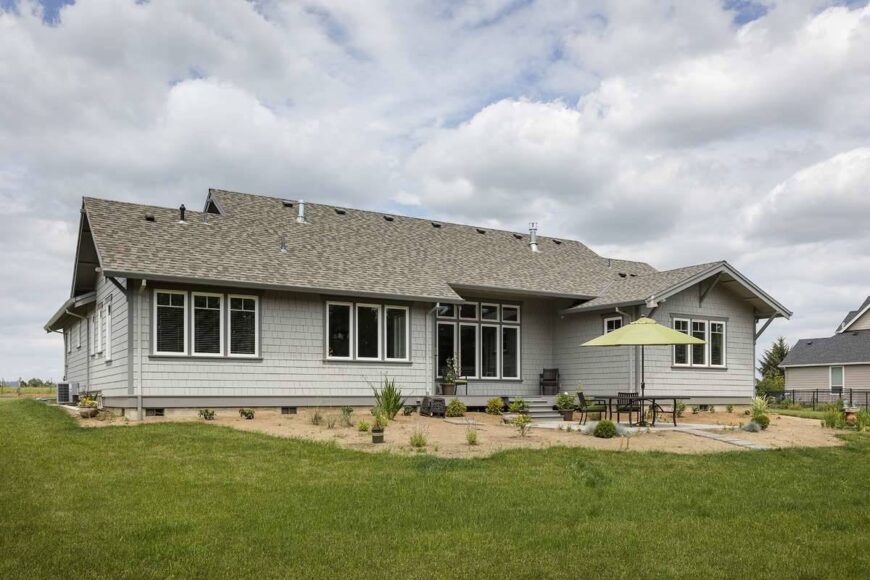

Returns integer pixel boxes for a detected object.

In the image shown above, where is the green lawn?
[771,408,828,420]
[1,400,869,579]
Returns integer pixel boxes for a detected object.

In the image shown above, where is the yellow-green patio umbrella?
[582,317,705,422]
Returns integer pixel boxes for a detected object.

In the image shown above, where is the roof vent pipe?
[179,204,186,223]
[296,199,306,224]
[529,222,539,253]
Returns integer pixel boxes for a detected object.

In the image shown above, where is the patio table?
[596,395,689,427]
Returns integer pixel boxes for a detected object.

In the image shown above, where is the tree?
[758,336,790,379]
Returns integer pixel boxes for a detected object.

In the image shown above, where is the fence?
[768,389,870,410]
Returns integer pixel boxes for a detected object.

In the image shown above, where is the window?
[501,326,520,379]
[459,303,478,320]
[105,303,113,362]
[76,321,82,349]
[437,304,456,318]
[326,302,352,359]
[193,293,223,356]
[229,295,258,357]
[95,307,102,354]
[480,324,499,378]
[385,306,409,361]
[356,304,382,360]
[459,324,478,378]
[830,366,844,394]
[89,314,95,356]
[673,318,690,366]
[604,316,623,334]
[480,303,499,321]
[437,322,456,378]
[502,305,520,323]
[154,290,187,355]
[65,328,71,353]
[710,322,726,367]
[691,321,708,366]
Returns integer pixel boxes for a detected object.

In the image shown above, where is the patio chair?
[540,368,560,396]
[650,399,678,427]
[576,392,608,425]
[616,392,641,425]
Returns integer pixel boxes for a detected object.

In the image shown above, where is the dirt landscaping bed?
[72,407,845,458]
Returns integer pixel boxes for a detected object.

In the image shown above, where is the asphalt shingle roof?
[838,296,870,331]
[83,189,661,302]
[780,331,870,366]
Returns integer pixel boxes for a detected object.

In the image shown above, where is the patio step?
[522,400,562,420]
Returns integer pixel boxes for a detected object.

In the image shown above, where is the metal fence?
[767,389,870,410]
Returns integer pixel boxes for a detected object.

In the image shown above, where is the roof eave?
[44,291,97,332]
[838,300,870,333]
[560,299,646,316]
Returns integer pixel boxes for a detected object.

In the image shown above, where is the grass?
[0,386,55,395]
[771,408,828,420]
[1,400,869,579]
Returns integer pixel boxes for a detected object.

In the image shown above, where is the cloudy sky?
[1,0,869,381]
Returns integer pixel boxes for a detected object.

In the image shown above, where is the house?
[780,297,870,393]
[45,189,791,418]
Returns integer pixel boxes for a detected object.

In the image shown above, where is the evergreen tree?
[758,336,790,379]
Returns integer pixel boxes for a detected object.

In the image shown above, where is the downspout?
[137,279,147,420]
[427,303,441,396]
[65,309,89,391]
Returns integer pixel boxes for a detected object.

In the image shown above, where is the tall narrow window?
[480,325,499,378]
[193,293,223,356]
[65,328,71,353]
[229,295,258,357]
[326,302,352,359]
[385,306,409,361]
[459,324,478,378]
[89,314,95,356]
[501,326,520,379]
[76,320,82,349]
[96,306,103,354]
[673,318,689,366]
[710,322,725,367]
[105,303,113,362]
[437,322,456,378]
[830,366,844,394]
[154,291,187,355]
[604,316,623,334]
[691,320,707,366]
[356,304,381,360]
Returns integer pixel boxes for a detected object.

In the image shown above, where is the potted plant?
[371,409,388,444]
[555,392,576,421]
[77,394,98,418]
[440,355,460,396]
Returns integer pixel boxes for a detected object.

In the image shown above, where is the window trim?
[191,291,225,357]
[89,314,95,356]
[458,302,479,321]
[709,321,726,368]
[672,317,690,367]
[480,303,500,322]
[384,305,410,362]
[354,303,382,361]
[65,328,71,354]
[603,316,623,335]
[153,290,188,356]
[479,323,501,380]
[501,325,521,380]
[95,305,102,354]
[228,294,259,358]
[326,301,354,360]
[436,321,457,379]
[691,320,708,367]
[501,305,521,324]
[76,321,82,349]
[830,365,844,393]
[458,323,479,379]
[105,303,113,362]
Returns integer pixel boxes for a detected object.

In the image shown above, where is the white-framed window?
[603,316,623,334]
[65,328,71,353]
[710,321,726,367]
[384,305,409,362]
[480,324,500,378]
[436,303,456,318]
[502,305,521,323]
[355,303,382,360]
[458,323,478,379]
[673,318,690,366]
[480,303,500,321]
[96,306,103,354]
[89,314,95,356]
[154,290,188,356]
[501,326,520,379]
[105,303,113,362]
[228,295,258,357]
[192,292,224,357]
[691,320,708,366]
[830,366,844,394]
[326,302,353,360]
[76,320,82,349]
[459,303,478,320]
[436,321,456,378]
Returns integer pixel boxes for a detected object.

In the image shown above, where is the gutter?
[137,279,146,420]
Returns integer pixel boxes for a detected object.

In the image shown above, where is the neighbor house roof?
[780,331,870,367]
[838,296,870,333]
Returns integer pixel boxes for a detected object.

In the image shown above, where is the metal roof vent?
[280,234,288,253]
[144,213,155,222]
[282,200,294,208]
[513,233,523,240]
[383,215,394,222]
[476,228,486,234]
[296,199,306,224]
[552,239,562,245]
[334,208,346,215]
[431,221,442,229]
[178,204,187,224]
[529,222,539,253]
[618,272,627,278]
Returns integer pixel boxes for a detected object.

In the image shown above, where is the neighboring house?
[780,297,870,393]
[45,189,791,418]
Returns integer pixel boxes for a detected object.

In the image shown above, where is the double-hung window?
[603,316,623,334]
[76,321,82,349]
[355,304,382,360]
[673,317,725,368]
[229,295,258,357]
[105,302,113,362]
[193,293,223,356]
[96,306,103,354]
[154,290,187,355]
[830,366,844,394]
[710,322,726,367]
[326,302,353,360]
[691,321,708,366]
[89,314,96,356]
[673,318,690,366]
[385,306,409,361]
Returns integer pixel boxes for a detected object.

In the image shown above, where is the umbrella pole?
[639,345,646,426]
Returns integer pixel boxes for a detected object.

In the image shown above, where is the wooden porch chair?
[539,368,560,396]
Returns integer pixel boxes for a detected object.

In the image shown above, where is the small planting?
[372,410,388,431]
[754,414,770,430]
[676,401,686,417]
[750,395,770,418]
[198,409,216,421]
[512,414,532,437]
[726,404,734,414]
[370,376,406,419]
[239,408,255,420]
[402,405,416,416]
[691,406,700,415]
[486,397,504,415]
[856,409,870,432]
[325,415,337,429]
[508,398,528,414]
[822,408,845,429]
[339,406,354,427]
[555,392,576,411]
[310,409,323,426]
[357,420,370,432]
[465,427,478,446]
[77,395,98,409]
[445,398,466,417]
[409,427,427,448]
[593,420,617,439]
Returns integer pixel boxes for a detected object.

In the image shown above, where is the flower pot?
[844,407,859,427]
[372,429,384,444]
[560,409,574,421]
[79,407,97,419]
[441,383,456,396]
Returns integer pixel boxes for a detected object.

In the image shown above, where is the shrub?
[855,410,870,432]
[486,397,504,415]
[822,408,845,429]
[402,405,416,416]
[726,404,734,414]
[445,398,466,417]
[198,408,216,420]
[339,406,354,427]
[750,395,770,420]
[508,398,528,414]
[310,409,323,425]
[465,427,478,446]
[593,420,617,439]
[555,392,576,411]
[676,401,686,417]
[239,408,255,420]
[77,395,98,409]
[409,428,427,448]
[371,377,405,419]
[512,414,532,437]
[691,406,699,415]
[742,421,761,433]
[357,420,370,432]
[325,415,337,429]
[754,414,770,430]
